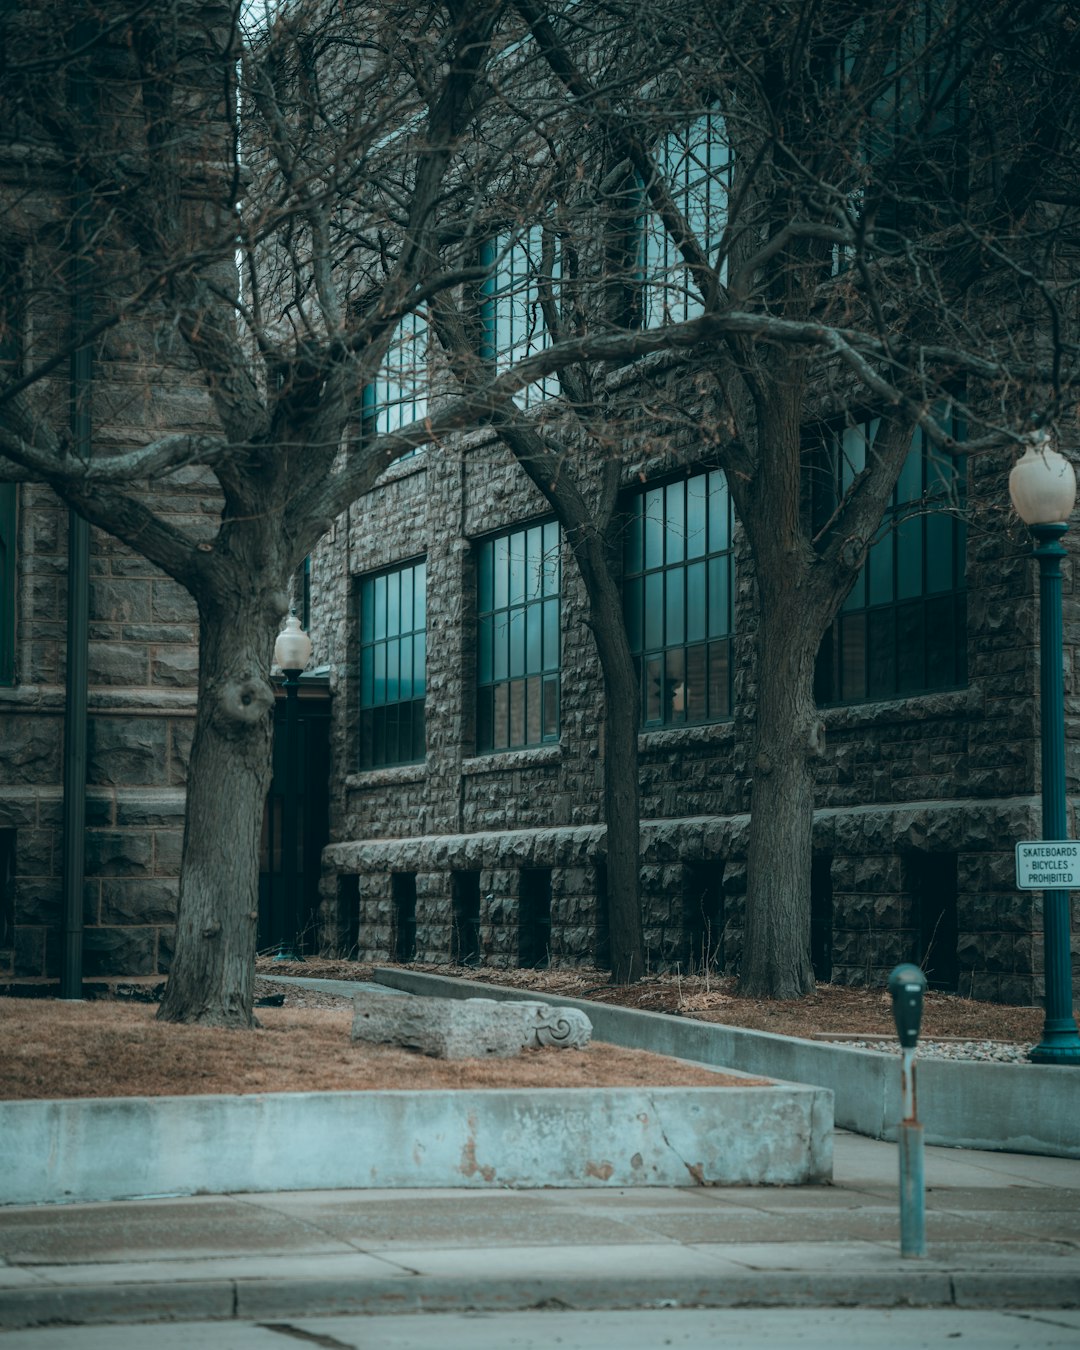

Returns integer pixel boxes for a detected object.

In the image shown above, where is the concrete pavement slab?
[6,1307,1080,1350]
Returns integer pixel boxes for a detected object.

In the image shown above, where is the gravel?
[828,1038,1036,1063]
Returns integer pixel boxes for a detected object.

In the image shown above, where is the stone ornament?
[351,991,592,1059]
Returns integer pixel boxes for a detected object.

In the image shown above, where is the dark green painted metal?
[0,484,15,686]
[1029,522,1080,1064]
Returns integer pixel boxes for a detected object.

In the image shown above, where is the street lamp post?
[1009,433,1080,1064]
[272,615,313,964]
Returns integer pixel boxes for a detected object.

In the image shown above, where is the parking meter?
[888,963,927,1049]
[887,962,927,1258]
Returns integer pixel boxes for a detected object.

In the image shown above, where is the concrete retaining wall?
[373,969,1080,1159]
[0,1079,832,1207]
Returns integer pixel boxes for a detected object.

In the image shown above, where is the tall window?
[476,521,560,752]
[623,469,734,728]
[813,417,966,704]
[362,311,428,456]
[359,559,426,767]
[0,484,14,687]
[641,111,732,327]
[480,226,560,407]
[0,254,19,686]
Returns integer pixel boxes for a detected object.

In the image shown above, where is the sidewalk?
[2,1132,1078,1331]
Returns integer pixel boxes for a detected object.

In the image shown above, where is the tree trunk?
[739,596,820,999]
[591,599,646,984]
[157,591,278,1027]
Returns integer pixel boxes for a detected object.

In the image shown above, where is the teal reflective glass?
[494,536,509,609]
[543,522,560,594]
[896,515,923,599]
[708,471,729,550]
[665,482,685,564]
[644,572,663,650]
[665,568,685,646]
[686,561,706,642]
[386,639,399,704]
[373,574,387,640]
[494,616,509,680]
[526,602,542,671]
[543,598,559,671]
[644,489,664,568]
[686,476,707,558]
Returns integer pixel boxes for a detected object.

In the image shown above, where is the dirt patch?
[0,997,764,1101]
[258,958,1045,1044]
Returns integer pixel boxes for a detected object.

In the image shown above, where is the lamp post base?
[1030,1020,1080,1065]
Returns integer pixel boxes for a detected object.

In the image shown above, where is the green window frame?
[641,110,732,327]
[623,469,735,728]
[476,521,561,752]
[0,484,14,686]
[813,416,967,705]
[359,558,427,767]
[479,226,561,408]
[362,311,428,460]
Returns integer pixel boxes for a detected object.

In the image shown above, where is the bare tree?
[440,0,1080,996]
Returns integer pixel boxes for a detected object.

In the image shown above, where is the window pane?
[868,534,894,606]
[926,511,954,592]
[543,598,559,671]
[373,643,386,706]
[665,482,685,564]
[509,536,526,605]
[386,640,399,704]
[896,601,924,694]
[526,526,543,600]
[477,542,493,613]
[666,647,686,723]
[478,615,493,683]
[400,569,413,633]
[708,555,729,637]
[686,476,706,558]
[543,676,559,739]
[509,679,525,746]
[623,577,643,653]
[708,471,729,550]
[840,615,866,701]
[645,655,663,723]
[867,608,894,698]
[896,515,922,599]
[509,607,525,677]
[477,688,493,752]
[897,438,923,502]
[526,602,542,672]
[387,570,400,637]
[494,536,509,609]
[361,646,374,706]
[708,640,730,718]
[493,616,509,680]
[644,489,664,568]
[686,561,706,642]
[665,568,685,646]
[526,674,542,745]
[415,631,426,695]
[543,522,560,594]
[644,572,664,650]
[373,574,387,640]
[686,642,707,721]
[493,683,509,749]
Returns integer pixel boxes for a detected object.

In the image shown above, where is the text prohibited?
[1015,841,1080,890]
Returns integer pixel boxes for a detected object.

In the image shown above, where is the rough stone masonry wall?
[317,358,1077,1002]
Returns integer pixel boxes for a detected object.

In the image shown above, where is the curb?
[4,1268,1079,1330]
[368,968,1080,1159]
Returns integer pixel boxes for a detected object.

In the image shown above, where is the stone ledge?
[0,1076,831,1206]
[462,744,562,775]
[345,763,428,790]
[821,684,983,731]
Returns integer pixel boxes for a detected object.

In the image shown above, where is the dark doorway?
[392,872,417,962]
[519,868,552,969]
[684,862,724,971]
[451,870,482,965]
[905,851,959,991]
[810,854,833,983]
[259,676,331,955]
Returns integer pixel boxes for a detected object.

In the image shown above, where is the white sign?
[1015,841,1080,890]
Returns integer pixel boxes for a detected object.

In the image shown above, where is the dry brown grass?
[0,998,764,1101]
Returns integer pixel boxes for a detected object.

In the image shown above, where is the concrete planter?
[373,969,1080,1160]
[0,1078,832,1207]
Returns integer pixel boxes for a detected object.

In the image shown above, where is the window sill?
[346,763,428,790]
[638,719,736,752]
[820,684,979,731]
[462,743,562,775]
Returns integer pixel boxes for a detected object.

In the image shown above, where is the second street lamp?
[1009,432,1080,1064]
[272,615,313,964]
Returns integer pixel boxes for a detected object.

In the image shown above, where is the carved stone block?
[351,992,592,1059]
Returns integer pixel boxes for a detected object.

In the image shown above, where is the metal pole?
[1029,522,1080,1063]
[60,19,93,999]
[274,671,302,962]
[898,1045,926,1258]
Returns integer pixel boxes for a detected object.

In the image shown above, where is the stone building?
[314,363,1071,1006]
[2,0,1075,1007]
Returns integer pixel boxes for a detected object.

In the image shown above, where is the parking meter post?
[888,964,928,1259]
